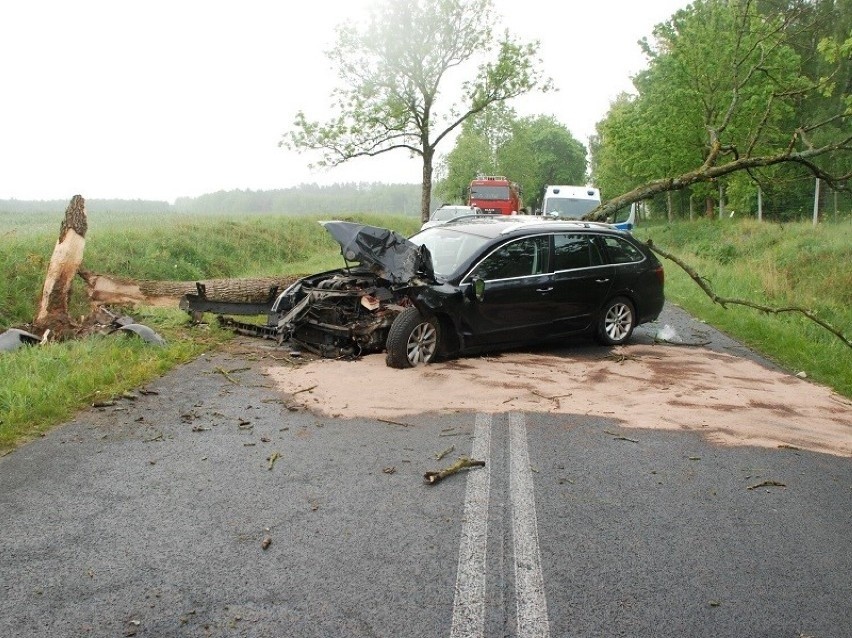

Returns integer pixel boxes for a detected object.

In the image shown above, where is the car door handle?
[595,278,610,284]
[536,286,554,293]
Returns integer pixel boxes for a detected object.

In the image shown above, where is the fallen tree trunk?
[33,195,88,338]
[78,270,303,307]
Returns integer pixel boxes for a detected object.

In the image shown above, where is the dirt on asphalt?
[265,306,852,458]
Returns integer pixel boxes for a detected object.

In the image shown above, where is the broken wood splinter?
[424,456,486,485]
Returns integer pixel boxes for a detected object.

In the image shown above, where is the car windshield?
[544,198,600,219]
[432,207,469,222]
[409,226,493,279]
[470,185,510,200]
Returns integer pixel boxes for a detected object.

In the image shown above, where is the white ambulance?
[540,185,636,231]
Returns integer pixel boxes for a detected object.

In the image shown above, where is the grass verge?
[0,308,233,452]
[1,213,419,453]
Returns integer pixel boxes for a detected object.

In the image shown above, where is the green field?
[1,211,849,452]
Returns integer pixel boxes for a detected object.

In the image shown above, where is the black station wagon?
[264,217,665,368]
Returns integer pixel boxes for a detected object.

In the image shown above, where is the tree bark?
[420,146,434,224]
[33,195,88,338]
[78,270,302,307]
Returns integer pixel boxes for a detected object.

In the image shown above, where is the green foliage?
[635,219,852,397]
[497,115,587,210]
[282,0,551,221]
[591,0,851,220]
[438,111,587,210]
[435,108,511,204]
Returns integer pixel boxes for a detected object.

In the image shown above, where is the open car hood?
[320,221,434,284]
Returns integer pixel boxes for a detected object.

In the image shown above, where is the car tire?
[595,296,636,346]
[385,307,440,368]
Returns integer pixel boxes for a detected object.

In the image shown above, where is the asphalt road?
[1,305,850,638]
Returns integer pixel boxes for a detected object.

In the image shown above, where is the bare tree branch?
[645,239,851,349]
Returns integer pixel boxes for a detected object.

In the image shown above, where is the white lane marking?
[509,412,551,638]
[450,413,492,638]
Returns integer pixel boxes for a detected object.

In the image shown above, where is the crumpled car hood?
[320,221,434,284]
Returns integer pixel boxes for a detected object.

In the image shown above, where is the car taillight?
[654,265,665,285]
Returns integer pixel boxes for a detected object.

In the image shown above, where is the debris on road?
[604,430,639,443]
[378,417,414,428]
[267,451,281,470]
[747,480,786,490]
[424,456,485,485]
[0,328,41,352]
[214,367,240,384]
[434,445,455,460]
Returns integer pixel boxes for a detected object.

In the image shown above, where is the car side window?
[600,236,645,264]
[554,233,603,271]
[470,237,550,281]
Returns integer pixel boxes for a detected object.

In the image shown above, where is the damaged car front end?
[264,222,436,359]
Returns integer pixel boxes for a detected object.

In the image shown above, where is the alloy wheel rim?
[406,322,437,365]
[605,303,632,341]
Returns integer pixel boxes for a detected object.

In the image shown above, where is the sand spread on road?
[266,343,852,457]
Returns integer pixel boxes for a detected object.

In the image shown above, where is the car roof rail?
[497,219,618,234]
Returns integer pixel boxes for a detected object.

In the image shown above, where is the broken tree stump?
[33,195,88,338]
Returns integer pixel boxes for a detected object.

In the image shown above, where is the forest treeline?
[0,183,426,217]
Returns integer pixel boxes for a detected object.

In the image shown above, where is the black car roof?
[431,216,628,239]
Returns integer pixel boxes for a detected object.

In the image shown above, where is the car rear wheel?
[386,307,440,368]
[596,297,635,346]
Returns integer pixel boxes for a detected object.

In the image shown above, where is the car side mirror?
[473,277,485,302]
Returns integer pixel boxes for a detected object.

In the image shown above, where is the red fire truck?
[467,175,522,215]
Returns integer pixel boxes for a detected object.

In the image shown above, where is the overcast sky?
[0,0,690,203]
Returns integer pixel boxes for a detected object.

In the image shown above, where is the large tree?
[497,115,587,211]
[588,0,851,222]
[434,104,515,204]
[437,110,587,210]
[281,0,551,223]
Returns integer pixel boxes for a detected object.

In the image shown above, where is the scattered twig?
[646,239,851,349]
[435,445,455,461]
[143,433,164,443]
[377,417,414,427]
[777,444,801,451]
[214,367,239,384]
[291,384,317,395]
[267,451,281,470]
[654,337,712,347]
[531,390,572,401]
[603,430,639,443]
[424,456,486,485]
[747,480,786,490]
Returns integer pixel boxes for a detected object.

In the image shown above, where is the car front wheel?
[596,297,635,346]
[386,307,440,368]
